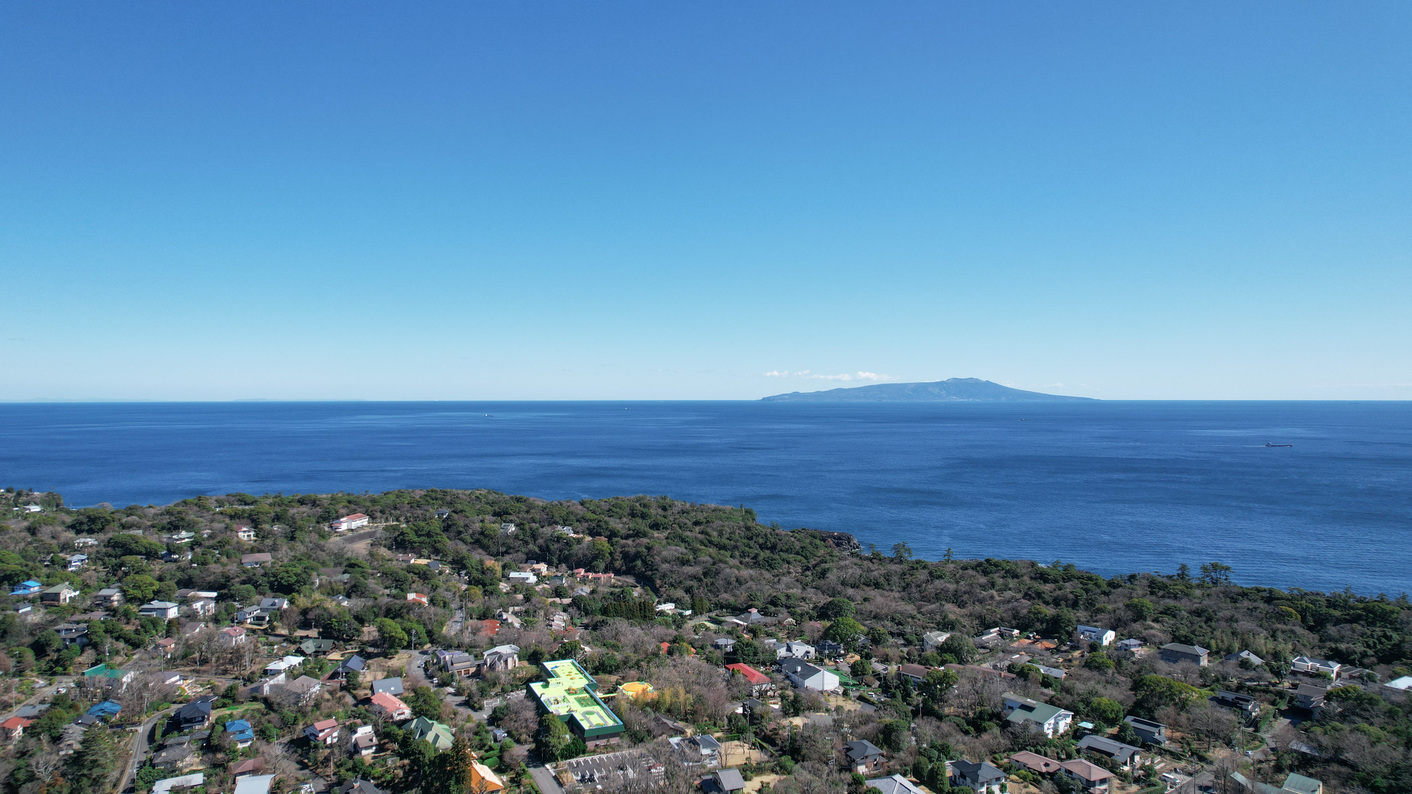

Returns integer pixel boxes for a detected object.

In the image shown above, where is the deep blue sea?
[1,401,1409,595]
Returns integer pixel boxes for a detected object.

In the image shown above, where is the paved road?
[529,766,566,794]
[119,706,175,793]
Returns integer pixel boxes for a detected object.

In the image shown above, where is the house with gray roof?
[1159,643,1209,666]
[950,760,1006,793]
[1076,734,1143,771]
[866,775,927,794]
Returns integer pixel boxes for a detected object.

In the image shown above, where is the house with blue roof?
[11,580,42,597]
[87,700,123,720]
[224,719,256,748]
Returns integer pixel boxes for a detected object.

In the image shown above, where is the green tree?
[1125,597,1157,621]
[824,616,866,651]
[537,713,572,762]
[65,723,117,794]
[891,542,913,561]
[375,618,407,651]
[936,634,976,665]
[818,597,855,621]
[121,573,160,604]
[1084,696,1125,725]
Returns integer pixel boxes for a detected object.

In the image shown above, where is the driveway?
[529,766,566,794]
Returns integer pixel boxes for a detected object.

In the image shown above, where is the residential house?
[1292,657,1342,679]
[1229,772,1324,794]
[865,775,928,794]
[726,663,774,696]
[406,592,430,605]
[219,626,247,646]
[469,760,504,792]
[82,663,134,689]
[436,650,479,678]
[1035,664,1067,680]
[1077,625,1116,646]
[1116,638,1144,653]
[10,580,42,597]
[482,644,520,673]
[300,638,336,656]
[1,717,33,743]
[305,718,340,745]
[94,587,125,607]
[274,676,323,708]
[950,760,1006,794]
[371,677,404,697]
[234,775,274,794]
[139,600,181,620]
[1159,643,1210,667]
[406,717,454,750]
[67,553,88,571]
[972,626,1020,648]
[1225,650,1266,666]
[348,724,378,757]
[188,598,216,618]
[1295,684,1327,712]
[224,719,255,748]
[40,583,79,605]
[152,742,197,771]
[1076,735,1143,771]
[241,553,273,568]
[498,522,516,535]
[817,639,845,658]
[370,692,411,721]
[670,734,721,767]
[265,655,306,675]
[1060,759,1114,793]
[1212,690,1261,721]
[230,759,266,779]
[1009,751,1063,775]
[897,663,930,685]
[73,537,98,548]
[922,631,953,652]
[235,526,258,542]
[506,571,537,585]
[331,513,370,532]
[180,621,206,636]
[337,780,387,794]
[1002,692,1074,738]
[784,640,816,659]
[702,769,746,794]
[337,654,367,680]
[57,623,90,647]
[178,696,216,730]
[87,700,123,720]
[1123,716,1168,746]
[781,659,840,692]
[844,740,887,775]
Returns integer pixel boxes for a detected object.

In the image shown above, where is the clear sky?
[2,3,1409,401]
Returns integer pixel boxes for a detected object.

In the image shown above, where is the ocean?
[1,400,1409,595]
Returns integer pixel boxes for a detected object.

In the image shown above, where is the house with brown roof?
[1009,751,1062,775]
[1060,759,1113,793]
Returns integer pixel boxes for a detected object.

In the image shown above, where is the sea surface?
[1,401,1409,595]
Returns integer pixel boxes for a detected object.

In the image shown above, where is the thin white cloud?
[765,370,892,382]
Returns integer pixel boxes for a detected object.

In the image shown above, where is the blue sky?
[2,3,1409,400]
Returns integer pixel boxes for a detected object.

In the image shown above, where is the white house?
[1003,692,1074,738]
[507,571,537,585]
[67,554,88,572]
[785,641,817,660]
[1077,626,1116,647]
[1292,656,1342,678]
[331,514,370,532]
[235,526,257,542]
[265,656,306,675]
[304,719,340,746]
[139,601,181,620]
[922,631,953,652]
[781,659,840,692]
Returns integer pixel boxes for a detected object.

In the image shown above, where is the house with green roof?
[1002,692,1073,738]
[82,663,135,689]
[527,659,625,746]
[406,717,454,751]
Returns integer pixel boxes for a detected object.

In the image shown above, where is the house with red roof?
[1,717,33,743]
[726,663,774,696]
[369,692,411,721]
[331,514,370,532]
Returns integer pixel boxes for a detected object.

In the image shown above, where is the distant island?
[761,377,1095,402]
